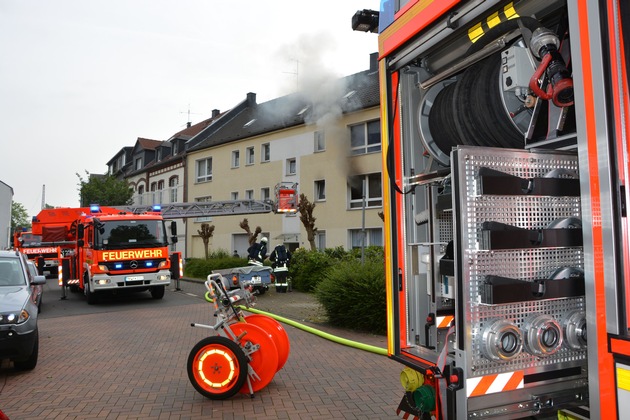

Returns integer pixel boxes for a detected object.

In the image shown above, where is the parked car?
[0,250,46,370]
[25,260,44,313]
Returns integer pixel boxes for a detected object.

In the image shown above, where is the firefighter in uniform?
[269,243,291,293]
[247,237,268,267]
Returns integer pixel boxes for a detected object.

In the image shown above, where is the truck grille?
[102,259,166,271]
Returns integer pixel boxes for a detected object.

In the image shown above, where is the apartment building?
[184,54,382,258]
[104,53,382,259]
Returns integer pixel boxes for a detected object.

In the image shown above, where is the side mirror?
[170,221,177,236]
[77,224,85,240]
[31,275,47,285]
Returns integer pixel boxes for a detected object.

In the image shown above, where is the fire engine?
[13,230,62,278]
[28,205,180,304]
[364,0,630,418]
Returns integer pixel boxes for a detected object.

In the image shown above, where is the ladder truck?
[366,0,630,418]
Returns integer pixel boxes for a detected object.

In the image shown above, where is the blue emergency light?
[115,263,123,269]
[90,204,101,213]
[152,204,161,212]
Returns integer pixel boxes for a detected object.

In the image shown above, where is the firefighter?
[247,237,268,267]
[270,243,291,293]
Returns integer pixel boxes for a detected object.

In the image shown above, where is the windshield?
[20,233,43,246]
[95,219,167,250]
[0,259,27,286]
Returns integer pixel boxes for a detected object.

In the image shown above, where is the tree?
[11,201,30,232]
[298,193,317,250]
[239,218,261,245]
[197,223,215,259]
[77,171,134,207]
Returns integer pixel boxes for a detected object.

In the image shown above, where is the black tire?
[255,286,266,295]
[84,274,97,305]
[14,329,38,371]
[150,285,165,299]
[187,336,248,400]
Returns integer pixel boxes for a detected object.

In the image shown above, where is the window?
[137,185,145,205]
[348,173,382,209]
[315,230,326,250]
[231,191,239,200]
[135,158,142,170]
[196,157,212,182]
[246,147,255,165]
[261,187,270,201]
[232,150,240,168]
[350,120,381,155]
[286,158,296,175]
[195,196,212,223]
[169,177,178,203]
[315,180,326,201]
[157,180,164,204]
[245,189,254,199]
[150,182,157,205]
[173,142,179,155]
[349,228,383,248]
[261,143,270,162]
[314,130,325,152]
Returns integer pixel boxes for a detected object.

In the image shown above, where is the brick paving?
[0,289,403,419]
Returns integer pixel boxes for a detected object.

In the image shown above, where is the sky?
[0,0,380,218]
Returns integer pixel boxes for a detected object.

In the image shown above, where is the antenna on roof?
[180,103,201,128]
[282,60,299,92]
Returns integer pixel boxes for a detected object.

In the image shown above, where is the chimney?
[212,109,220,118]
[186,122,191,128]
[246,92,257,107]
[369,52,378,72]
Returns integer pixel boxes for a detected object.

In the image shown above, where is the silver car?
[26,260,44,313]
[0,250,46,370]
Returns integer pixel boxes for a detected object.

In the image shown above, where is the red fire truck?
[28,205,180,304]
[369,0,630,418]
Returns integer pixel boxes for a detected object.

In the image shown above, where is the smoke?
[266,32,372,182]
[273,32,349,128]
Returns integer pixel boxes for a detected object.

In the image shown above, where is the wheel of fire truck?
[228,322,279,394]
[187,336,248,400]
[150,285,165,299]
[84,273,98,304]
[244,314,290,371]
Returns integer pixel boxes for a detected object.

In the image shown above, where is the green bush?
[315,255,386,334]
[288,248,335,292]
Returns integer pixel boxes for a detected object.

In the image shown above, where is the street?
[0,278,403,419]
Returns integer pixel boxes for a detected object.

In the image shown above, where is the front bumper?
[0,324,38,361]
[92,270,171,290]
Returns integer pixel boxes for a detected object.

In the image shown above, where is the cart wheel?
[245,314,290,371]
[187,336,248,400]
[229,322,279,394]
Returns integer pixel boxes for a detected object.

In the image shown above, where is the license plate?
[250,276,262,284]
[126,276,144,281]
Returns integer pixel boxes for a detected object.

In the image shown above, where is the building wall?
[128,163,186,254]
[0,181,13,249]
[185,106,382,258]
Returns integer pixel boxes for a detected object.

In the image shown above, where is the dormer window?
[343,90,356,99]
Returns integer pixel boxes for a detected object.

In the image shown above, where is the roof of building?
[188,66,379,152]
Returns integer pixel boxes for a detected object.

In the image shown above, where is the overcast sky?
[0,0,380,217]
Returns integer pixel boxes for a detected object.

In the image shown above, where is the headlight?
[158,260,168,269]
[0,310,30,325]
